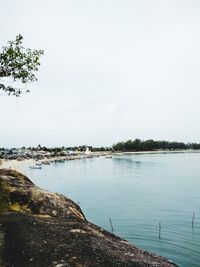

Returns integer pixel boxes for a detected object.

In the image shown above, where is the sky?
[1,0,200,148]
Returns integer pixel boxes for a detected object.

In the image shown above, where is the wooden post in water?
[192,212,195,229]
[159,221,161,239]
[109,217,114,234]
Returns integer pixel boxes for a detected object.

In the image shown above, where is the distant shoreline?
[113,149,200,155]
[1,149,200,173]
[0,152,111,173]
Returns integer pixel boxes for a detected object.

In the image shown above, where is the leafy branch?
[0,34,44,96]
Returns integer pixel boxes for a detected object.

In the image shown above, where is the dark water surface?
[25,153,200,267]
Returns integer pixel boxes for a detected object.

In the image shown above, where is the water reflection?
[113,156,155,168]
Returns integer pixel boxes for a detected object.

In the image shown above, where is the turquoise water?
[25,153,200,267]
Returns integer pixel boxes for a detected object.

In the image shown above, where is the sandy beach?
[0,159,35,173]
[0,152,110,173]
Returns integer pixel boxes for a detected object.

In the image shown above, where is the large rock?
[0,169,178,267]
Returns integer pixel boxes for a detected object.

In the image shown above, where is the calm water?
[24,153,200,267]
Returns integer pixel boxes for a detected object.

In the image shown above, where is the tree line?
[112,139,200,152]
[1,139,200,155]
[28,145,112,152]
[0,145,112,155]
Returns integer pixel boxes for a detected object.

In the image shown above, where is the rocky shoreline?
[0,169,178,267]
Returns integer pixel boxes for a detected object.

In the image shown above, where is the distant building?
[85,147,91,155]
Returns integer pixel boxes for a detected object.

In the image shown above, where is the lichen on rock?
[0,169,85,220]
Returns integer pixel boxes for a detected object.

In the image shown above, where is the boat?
[30,165,42,170]
[105,155,112,159]
[35,162,42,166]
[42,161,51,165]
[54,159,65,163]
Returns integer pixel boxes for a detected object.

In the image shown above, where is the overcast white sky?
[0,0,200,147]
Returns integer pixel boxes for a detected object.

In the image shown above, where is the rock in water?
[0,169,178,267]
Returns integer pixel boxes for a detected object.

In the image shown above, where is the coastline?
[113,149,200,155]
[0,169,177,267]
[1,149,200,173]
[0,158,34,170]
[0,152,111,173]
